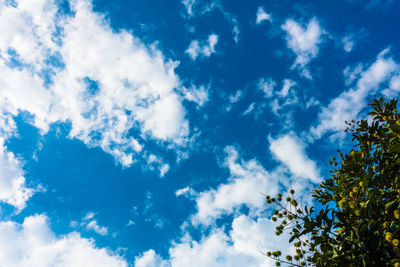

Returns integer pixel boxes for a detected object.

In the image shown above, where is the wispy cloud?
[182,0,197,16]
[258,77,276,98]
[186,34,219,60]
[281,18,324,78]
[182,85,209,107]
[175,186,197,198]
[266,79,298,121]
[181,0,240,43]
[256,7,271,24]
[277,79,296,98]
[311,49,400,139]
[86,220,109,236]
[242,103,255,116]
[71,212,109,236]
[341,29,367,53]
[342,36,355,52]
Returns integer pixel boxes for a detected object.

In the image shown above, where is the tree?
[264,97,400,267]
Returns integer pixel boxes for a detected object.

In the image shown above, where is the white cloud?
[181,1,239,43]
[230,215,291,261]
[182,85,209,107]
[186,34,219,60]
[136,215,292,267]
[342,36,355,53]
[83,211,96,221]
[281,18,323,77]
[0,214,127,267]
[269,79,298,117]
[167,229,265,267]
[0,0,191,171]
[343,63,364,86]
[232,23,240,43]
[257,78,300,125]
[191,146,284,225]
[242,103,255,116]
[277,79,296,98]
[175,186,197,198]
[390,75,400,90]
[229,90,243,104]
[159,164,171,177]
[269,133,321,183]
[341,29,367,54]
[382,75,400,97]
[0,140,34,210]
[225,90,243,111]
[73,212,109,236]
[305,97,321,109]
[140,147,315,266]
[311,49,400,138]
[256,7,271,24]
[145,215,166,229]
[141,191,167,229]
[0,114,34,210]
[135,249,169,267]
[86,220,108,236]
[182,0,197,16]
[258,78,276,98]
[146,154,170,177]
[0,0,58,69]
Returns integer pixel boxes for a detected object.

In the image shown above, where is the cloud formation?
[0,141,34,210]
[191,146,281,225]
[269,133,321,183]
[256,7,271,24]
[136,216,290,267]
[0,115,33,210]
[311,49,400,138]
[186,34,219,60]
[281,18,324,77]
[258,77,276,98]
[134,138,321,266]
[0,0,192,170]
[136,144,317,266]
[182,0,197,16]
[135,249,169,267]
[0,214,127,267]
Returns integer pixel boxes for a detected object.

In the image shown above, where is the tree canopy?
[265,98,400,266]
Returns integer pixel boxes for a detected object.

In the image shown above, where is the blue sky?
[0,0,399,266]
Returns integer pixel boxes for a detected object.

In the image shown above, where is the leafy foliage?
[265,98,400,267]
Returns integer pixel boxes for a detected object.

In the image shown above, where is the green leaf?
[385,199,397,209]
